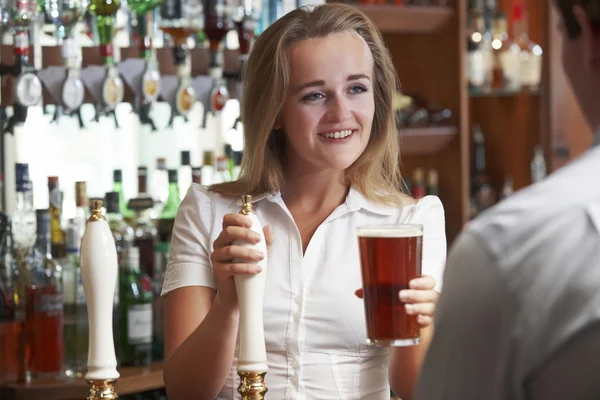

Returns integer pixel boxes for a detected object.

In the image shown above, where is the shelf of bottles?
[327,0,454,34]
[466,0,543,96]
[468,123,546,220]
[0,147,241,394]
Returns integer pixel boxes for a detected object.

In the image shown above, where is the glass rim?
[356,223,423,238]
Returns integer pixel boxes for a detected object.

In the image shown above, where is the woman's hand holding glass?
[210,213,274,308]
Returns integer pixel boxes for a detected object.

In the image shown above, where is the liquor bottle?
[0,214,16,322]
[105,191,134,267]
[159,0,204,116]
[158,169,180,243]
[205,0,233,114]
[467,8,486,92]
[0,214,21,385]
[44,0,88,113]
[489,12,520,92]
[411,169,426,199]
[128,0,161,105]
[426,170,439,197]
[512,0,542,92]
[151,158,169,211]
[48,177,66,260]
[470,125,497,217]
[89,0,125,110]
[62,219,88,378]
[192,167,202,185]
[202,150,215,186]
[530,145,546,184]
[26,209,64,379]
[137,166,149,198]
[128,198,156,285]
[113,169,135,222]
[74,181,89,238]
[129,197,160,361]
[119,246,153,367]
[215,156,231,183]
[500,176,514,200]
[178,150,192,196]
[11,164,36,260]
[232,0,258,72]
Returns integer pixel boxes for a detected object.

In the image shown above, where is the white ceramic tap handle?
[234,196,269,374]
[80,200,120,382]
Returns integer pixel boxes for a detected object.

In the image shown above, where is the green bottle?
[113,170,134,221]
[128,0,161,59]
[119,246,153,367]
[88,0,120,64]
[157,169,180,244]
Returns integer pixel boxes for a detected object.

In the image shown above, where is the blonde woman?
[161,4,446,399]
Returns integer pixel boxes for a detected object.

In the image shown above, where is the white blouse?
[161,184,447,400]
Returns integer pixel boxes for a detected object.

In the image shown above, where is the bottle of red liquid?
[26,209,64,379]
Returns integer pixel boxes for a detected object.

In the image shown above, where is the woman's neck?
[282,168,349,213]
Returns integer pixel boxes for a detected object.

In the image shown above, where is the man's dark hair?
[555,0,600,38]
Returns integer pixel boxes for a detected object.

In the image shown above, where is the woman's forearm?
[389,325,434,399]
[164,294,240,399]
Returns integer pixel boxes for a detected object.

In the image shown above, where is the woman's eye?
[302,92,325,101]
[349,84,367,94]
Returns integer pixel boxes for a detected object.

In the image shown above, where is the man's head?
[555,0,600,130]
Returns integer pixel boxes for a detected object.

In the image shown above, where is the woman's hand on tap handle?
[210,213,274,309]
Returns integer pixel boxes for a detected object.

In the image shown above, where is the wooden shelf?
[355,5,454,34]
[0,362,164,400]
[399,126,458,155]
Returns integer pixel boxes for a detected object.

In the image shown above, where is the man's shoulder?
[467,147,600,260]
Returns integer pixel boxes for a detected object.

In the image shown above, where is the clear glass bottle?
[512,1,542,92]
[489,11,521,92]
[26,209,64,379]
[62,219,87,378]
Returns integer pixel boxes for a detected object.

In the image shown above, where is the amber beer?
[357,225,423,346]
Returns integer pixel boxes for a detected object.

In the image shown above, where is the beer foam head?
[357,224,423,238]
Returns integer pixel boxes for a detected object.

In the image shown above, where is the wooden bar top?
[0,362,164,400]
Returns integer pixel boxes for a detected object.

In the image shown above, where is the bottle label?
[13,31,29,56]
[468,50,485,87]
[100,43,114,59]
[36,293,64,317]
[127,304,152,344]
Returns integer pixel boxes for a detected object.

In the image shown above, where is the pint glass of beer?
[357,224,423,347]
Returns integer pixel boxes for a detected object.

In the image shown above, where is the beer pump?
[38,0,89,128]
[234,195,269,399]
[80,200,120,400]
[0,0,43,134]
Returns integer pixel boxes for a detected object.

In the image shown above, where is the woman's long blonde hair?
[211,3,409,205]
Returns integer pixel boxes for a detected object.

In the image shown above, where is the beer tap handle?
[80,200,120,399]
[234,195,269,399]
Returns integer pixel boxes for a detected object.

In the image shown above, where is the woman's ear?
[273,117,282,130]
